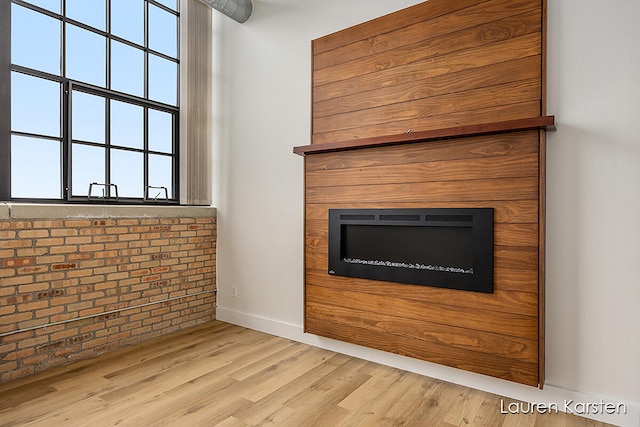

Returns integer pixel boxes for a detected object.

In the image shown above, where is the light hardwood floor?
[0,321,611,426]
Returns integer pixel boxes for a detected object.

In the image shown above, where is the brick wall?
[0,205,216,383]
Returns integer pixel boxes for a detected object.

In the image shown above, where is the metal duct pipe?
[198,0,253,23]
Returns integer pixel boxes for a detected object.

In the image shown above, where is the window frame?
[1,0,181,205]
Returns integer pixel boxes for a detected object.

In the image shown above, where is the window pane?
[149,54,177,106]
[72,144,105,196]
[110,101,143,149]
[111,41,144,96]
[111,0,144,45]
[11,4,61,75]
[11,136,61,199]
[66,24,106,87]
[111,150,143,198]
[66,0,105,30]
[149,4,177,58]
[72,91,105,143]
[11,72,60,137]
[148,109,173,153]
[154,0,178,11]
[148,154,172,199]
[21,0,60,14]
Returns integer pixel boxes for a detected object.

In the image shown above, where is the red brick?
[141,232,162,240]
[118,234,141,242]
[127,241,149,249]
[0,305,16,316]
[79,243,105,252]
[65,236,92,245]
[36,238,64,247]
[105,227,129,235]
[0,342,17,354]
[68,253,93,261]
[79,307,106,317]
[50,228,78,237]
[1,221,31,229]
[1,213,216,384]
[32,220,63,228]
[36,306,65,318]
[36,255,67,264]
[95,250,119,259]
[3,276,34,286]
[82,337,107,349]
[79,260,104,269]
[17,335,48,350]
[66,269,93,278]
[105,242,128,250]
[23,354,54,365]
[67,302,93,312]
[18,229,49,238]
[0,249,15,259]
[18,301,49,312]
[80,275,105,285]
[0,240,33,249]
[93,235,118,243]
[49,245,78,254]
[64,220,92,227]
[2,257,34,268]
[35,272,65,282]
[0,230,16,239]
[107,332,131,342]
[79,227,105,236]
[51,296,79,306]
[51,263,77,270]
[4,348,36,361]
[17,266,49,275]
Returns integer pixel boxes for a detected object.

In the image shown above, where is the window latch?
[88,182,119,200]
[145,185,168,202]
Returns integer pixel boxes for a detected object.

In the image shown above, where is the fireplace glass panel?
[342,224,473,272]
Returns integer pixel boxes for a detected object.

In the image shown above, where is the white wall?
[545,0,640,409]
[214,1,640,425]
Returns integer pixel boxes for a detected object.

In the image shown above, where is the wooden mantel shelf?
[294,116,555,156]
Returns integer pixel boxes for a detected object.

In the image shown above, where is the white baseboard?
[216,306,639,427]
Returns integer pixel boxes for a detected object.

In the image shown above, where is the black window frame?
[1,0,181,205]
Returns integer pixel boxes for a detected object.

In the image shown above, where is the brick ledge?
[0,203,216,220]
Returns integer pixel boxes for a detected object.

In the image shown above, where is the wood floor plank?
[441,387,489,426]
[234,353,351,426]
[241,346,335,402]
[0,321,616,427]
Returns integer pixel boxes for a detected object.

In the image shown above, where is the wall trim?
[216,305,639,427]
[1,203,216,219]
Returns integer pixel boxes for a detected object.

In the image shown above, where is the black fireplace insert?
[328,208,494,293]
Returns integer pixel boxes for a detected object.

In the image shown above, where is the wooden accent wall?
[311,0,543,144]
[302,0,547,387]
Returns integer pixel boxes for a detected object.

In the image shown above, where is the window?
[1,0,180,203]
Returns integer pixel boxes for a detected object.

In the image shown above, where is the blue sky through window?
[111,41,145,97]
[66,24,106,87]
[12,136,62,199]
[9,0,179,201]
[12,72,60,137]
[111,0,144,45]
[66,0,106,31]
[111,100,144,150]
[72,91,105,144]
[11,4,60,75]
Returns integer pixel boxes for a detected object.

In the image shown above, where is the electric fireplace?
[328,208,494,293]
